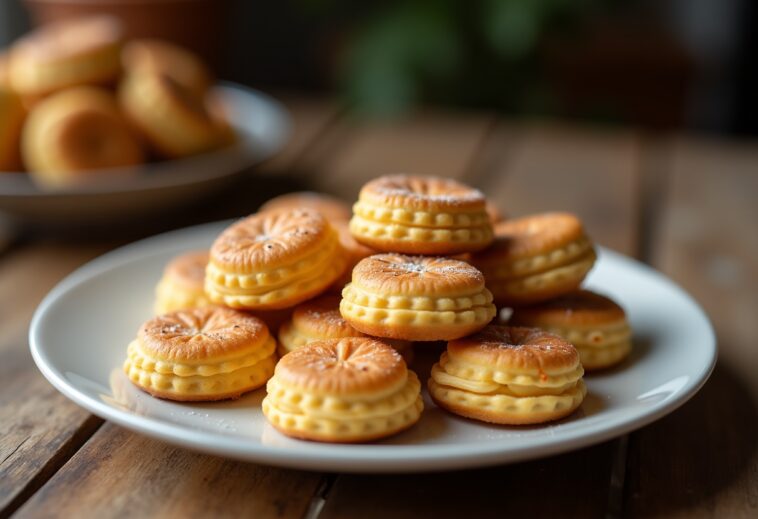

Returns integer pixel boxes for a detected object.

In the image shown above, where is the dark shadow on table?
[622,358,758,516]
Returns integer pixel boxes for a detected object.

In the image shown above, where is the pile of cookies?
[0,15,233,188]
[124,174,632,443]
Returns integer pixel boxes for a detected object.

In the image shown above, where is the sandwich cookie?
[124,306,276,401]
[263,337,423,442]
[470,213,596,306]
[154,250,210,314]
[341,254,496,341]
[350,175,494,255]
[429,325,586,424]
[205,208,346,310]
[510,290,632,370]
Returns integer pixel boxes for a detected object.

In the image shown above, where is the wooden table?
[1,95,756,518]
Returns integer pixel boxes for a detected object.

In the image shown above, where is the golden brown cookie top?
[274,338,407,397]
[359,175,486,212]
[138,306,270,362]
[292,295,364,339]
[351,254,486,296]
[448,325,579,373]
[472,212,588,263]
[511,290,626,327]
[260,192,352,222]
[210,208,334,272]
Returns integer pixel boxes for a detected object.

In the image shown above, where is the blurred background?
[2,0,755,135]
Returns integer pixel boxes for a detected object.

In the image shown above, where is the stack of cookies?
[124,174,632,442]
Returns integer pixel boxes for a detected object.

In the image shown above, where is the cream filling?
[431,363,580,397]
[265,371,420,420]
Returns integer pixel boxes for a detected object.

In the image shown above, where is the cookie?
[341,254,496,341]
[429,325,586,424]
[124,306,276,401]
[349,175,494,255]
[510,290,632,370]
[205,209,347,310]
[262,337,422,442]
[470,213,596,306]
[154,250,210,314]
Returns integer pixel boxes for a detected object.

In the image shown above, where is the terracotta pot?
[23,0,230,68]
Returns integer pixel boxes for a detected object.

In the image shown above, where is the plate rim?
[28,221,717,473]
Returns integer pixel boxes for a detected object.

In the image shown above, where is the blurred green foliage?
[302,0,602,116]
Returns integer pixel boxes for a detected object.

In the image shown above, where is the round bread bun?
[205,208,346,310]
[118,70,228,158]
[122,38,211,98]
[341,254,496,341]
[429,325,586,425]
[22,86,144,187]
[262,337,423,442]
[260,192,352,222]
[8,15,123,99]
[0,87,25,171]
[154,250,210,314]
[510,290,632,370]
[349,174,494,255]
[124,306,276,401]
[470,212,597,306]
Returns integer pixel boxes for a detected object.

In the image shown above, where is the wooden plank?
[320,120,641,518]
[480,122,640,255]
[321,447,621,519]
[14,423,322,519]
[299,109,496,200]
[0,244,114,518]
[624,137,758,518]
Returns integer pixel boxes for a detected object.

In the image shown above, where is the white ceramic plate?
[0,83,289,224]
[29,221,716,473]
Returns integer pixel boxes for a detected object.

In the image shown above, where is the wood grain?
[15,423,322,519]
[624,138,758,518]
[0,244,113,518]
[321,118,641,519]
[479,122,641,255]
[258,93,342,175]
[4,102,755,518]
